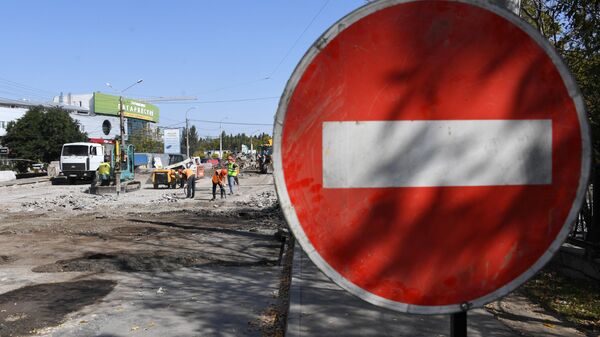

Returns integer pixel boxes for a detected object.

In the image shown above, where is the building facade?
[0,93,159,141]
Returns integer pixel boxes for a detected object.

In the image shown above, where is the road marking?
[322,120,552,188]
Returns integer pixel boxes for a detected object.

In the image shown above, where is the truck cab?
[60,142,105,182]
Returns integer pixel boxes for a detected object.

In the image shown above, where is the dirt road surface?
[0,172,289,337]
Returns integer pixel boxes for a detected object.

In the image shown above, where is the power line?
[156,96,280,105]
[267,0,331,78]
[160,116,185,123]
[161,121,186,128]
[0,87,51,101]
[191,77,271,96]
[0,76,57,95]
[188,118,272,126]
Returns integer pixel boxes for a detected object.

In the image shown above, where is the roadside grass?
[522,265,600,332]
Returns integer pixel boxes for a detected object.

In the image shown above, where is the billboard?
[93,92,160,123]
[163,128,181,154]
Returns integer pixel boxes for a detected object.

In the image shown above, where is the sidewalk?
[286,247,520,337]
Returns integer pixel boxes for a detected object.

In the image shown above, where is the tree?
[520,0,600,159]
[128,127,164,153]
[179,125,201,156]
[3,106,87,163]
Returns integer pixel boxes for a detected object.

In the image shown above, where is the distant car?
[31,163,45,172]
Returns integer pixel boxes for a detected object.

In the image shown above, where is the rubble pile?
[237,154,257,171]
[150,192,180,204]
[236,191,278,209]
[21,193,118,211]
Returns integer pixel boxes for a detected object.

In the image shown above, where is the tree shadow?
[281,0,584,309]
[0,280,116,337]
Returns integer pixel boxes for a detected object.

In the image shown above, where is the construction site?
[0,169,292,337]
[1,1,600,336]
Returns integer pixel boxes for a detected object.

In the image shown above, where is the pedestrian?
[183,164,196,198]
[226,155,239,195]
[211,167,227,200]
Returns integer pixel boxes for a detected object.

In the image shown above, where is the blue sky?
[0,0,367,137]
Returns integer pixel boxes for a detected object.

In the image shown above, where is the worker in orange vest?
[211,167,227,201]
[183,164,196,199]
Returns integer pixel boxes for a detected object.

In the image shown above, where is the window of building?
[102,120,111,135]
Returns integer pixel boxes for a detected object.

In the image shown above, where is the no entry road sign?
[273,0,591,314]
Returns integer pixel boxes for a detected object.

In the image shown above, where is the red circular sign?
[273,0,590,314]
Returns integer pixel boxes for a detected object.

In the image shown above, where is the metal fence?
[568,169,600,257]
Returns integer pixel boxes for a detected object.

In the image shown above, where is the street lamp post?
[113,79,143,196]
[185,107,196,158]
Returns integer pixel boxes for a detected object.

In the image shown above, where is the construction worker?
[226,155,239,195]
[177,168,185,188]
[211,167,227,201]
[97,156,111,186]
[168,169,177,188]
[183,164,195,199]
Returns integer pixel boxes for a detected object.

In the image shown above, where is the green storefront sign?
[93,92,160,123]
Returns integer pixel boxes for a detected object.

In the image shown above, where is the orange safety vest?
[212,169,226,184]
[183,168,195,177]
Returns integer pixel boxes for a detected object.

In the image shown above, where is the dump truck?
[59,142,105,183]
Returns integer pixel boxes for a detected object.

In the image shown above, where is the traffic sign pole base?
[451,311,467,337]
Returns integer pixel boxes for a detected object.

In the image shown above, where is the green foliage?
[178,126,271,156]
[520,0,600,159]
[3,106,87,163]
[192,131,270,154]
[181,125,200,155]
[211,153,219,159]
[522,266,600,332]
[129,127,163,153]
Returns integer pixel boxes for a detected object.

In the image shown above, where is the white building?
[0,93,159,141]
[0,96,121,140]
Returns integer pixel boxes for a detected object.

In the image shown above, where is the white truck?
[60,142,105,182]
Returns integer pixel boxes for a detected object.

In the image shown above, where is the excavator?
[90,140,139,193]
[257,138,273,174]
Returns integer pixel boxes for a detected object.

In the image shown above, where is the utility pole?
[186,117,189,158]
[219,117,227,159]
[116,95,124,196]
[185,107,196,158]
[112,79,143,196]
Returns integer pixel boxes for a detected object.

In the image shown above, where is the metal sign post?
[451,312,467,337]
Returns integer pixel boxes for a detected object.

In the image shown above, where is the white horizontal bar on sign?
[322,120,552,188]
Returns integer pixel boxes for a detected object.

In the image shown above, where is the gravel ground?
[0,171,291,337]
